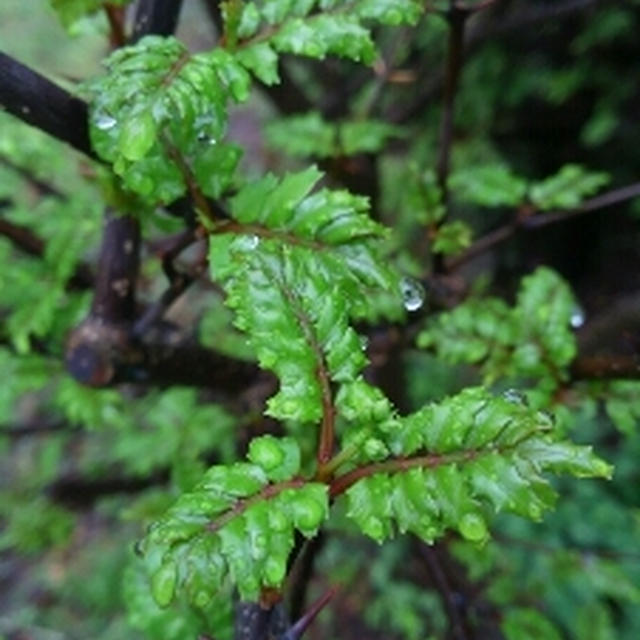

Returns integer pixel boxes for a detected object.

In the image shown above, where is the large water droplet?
[570,305,585,329]
[400,277,425,312]
[95,112,117,130]
[502,388,529,406]
[246,234,259,249]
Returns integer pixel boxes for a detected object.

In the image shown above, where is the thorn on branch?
[281,586,337,640]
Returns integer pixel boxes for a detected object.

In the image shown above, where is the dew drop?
[570,305,585,329]
[247,234,259,249]
[502,388,529,406]
[95,112,117,130]
[539,409,556,425]
[197,130,217,145]
[400,276,425,312]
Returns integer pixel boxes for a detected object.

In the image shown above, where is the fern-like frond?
[86,36,245,202]
[208,167,398,421]
[418,267,579,385]
[139,436,328,606]
[336,387,612,544]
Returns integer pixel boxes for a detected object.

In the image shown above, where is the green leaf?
[222,243,368,422]
[120,109,156,161]
[341,387,611,545]
[355,0,423,25]
[86,36,245,202]
[141,437,328,604]
[50,0,131,29]
[404,168,444,224]
[247,435,301,481]
[124,561,233,639]
[502,607,563,640]
[236,42,280,85]
[208,168,398,421]
[266,112,337,158]
[273,15,376,63]
[432,220,472,255]
[588,381,640,435]
[515,267,578,371]
[529,164,610,211]
[339,120,404,155]
[417,267,579,385]
[449,164,528,208]
[150,560,178,608]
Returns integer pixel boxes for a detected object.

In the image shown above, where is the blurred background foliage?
[1,0,640,639]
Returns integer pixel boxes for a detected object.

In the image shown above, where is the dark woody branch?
[447,181,640,271]
[131,0,185,43]
[0,0,185,161]
[0,51,95,158]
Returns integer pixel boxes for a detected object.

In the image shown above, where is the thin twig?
[415,542,471,640]
[163,139,217,223]
[0,215,93,287]
[132,229,203,338]
[104,3,126,47]
[0,155,65,198]
[436,3,467,216]
[432,2,470,274]
[571,354,640,380]
[448,181,640,270]
[287,533,326,622]
[523,182,640,229]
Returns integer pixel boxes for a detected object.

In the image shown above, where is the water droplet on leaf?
[197,130,216,145]
[502,388,529,406]
[570,305,585,328]
[95,112,117,130]
[400,277,425,312]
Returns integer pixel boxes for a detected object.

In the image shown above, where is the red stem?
[329,449,477,498]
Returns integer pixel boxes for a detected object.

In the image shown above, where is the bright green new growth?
[54,0,617,628]
[208,166,398,422]
[449,163,610,211]
[83,0,423,205]
[86,35,247,202]
[50,0,131,29]
[265,112,404,158]
[140,436,328,605]
[418,267,579,385]
[342,387,611,545]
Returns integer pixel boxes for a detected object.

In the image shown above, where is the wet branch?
[448,181,640,270]
[0,51,94,158]
[130,0,185,43]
